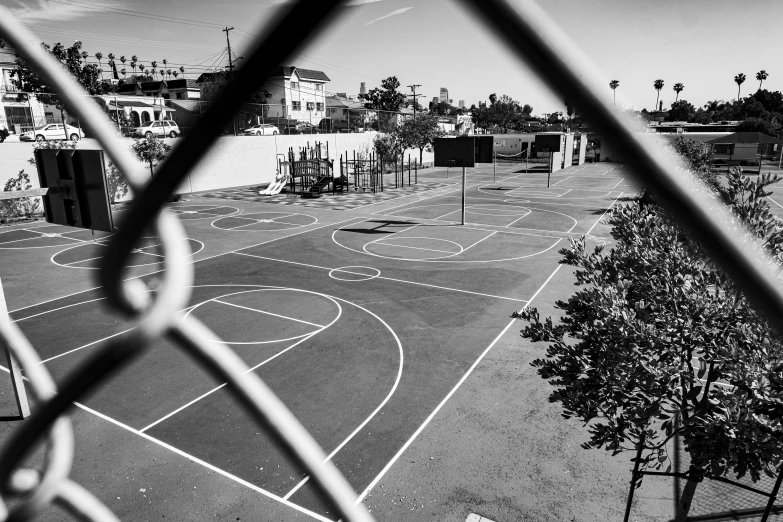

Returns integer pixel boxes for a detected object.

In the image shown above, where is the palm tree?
[734,73,746,101]
[653,79,664,112]
[120,68,127,78]
[179,66,185,78]
[162,58,167,71]
[673,83,684,102]
[94,51,103,75]
[757,70,768,91]
[150,61,157,80]
[119,55,126,69]
[138,63,145,77]
[131,55,138,75]
[609,80,620,107]
[81,51,89,63]
[166,69,172,80]
[172,71,178,79]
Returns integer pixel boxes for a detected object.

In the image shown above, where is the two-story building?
[262,66,330,125]
[1,46,50,135]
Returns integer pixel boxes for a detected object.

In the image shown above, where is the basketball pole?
[462,166,466,225]
[0,277,31,419]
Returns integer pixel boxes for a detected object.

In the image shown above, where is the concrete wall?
[563,134,575,169]
[0,132,435,196]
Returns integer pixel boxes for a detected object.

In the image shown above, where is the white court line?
[612,178,625,189]
[232,252,528,303]
[353,189,628,505]
[552,176,572,186]
[367,223,419,245]
[432,208,461,220]
[558,189,572,197]
[602,166,615,175]
[139,332,319,433]
[12,297,108,322]
[63,255,104,267]
[39,328,134,364]
[373,242,457,255]
[8,216,365,315]
[460,231,497,253]
[0,365,333,522]
[768,196,783,209]
[211,299,325,328]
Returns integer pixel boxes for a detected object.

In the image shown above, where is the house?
[262,66,330,125]
[0,46,50,134]
[116,79,201,101]
[706,131,783,172]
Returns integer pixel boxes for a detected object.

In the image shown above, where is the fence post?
[0,277,31,419]
[761,466,783,522]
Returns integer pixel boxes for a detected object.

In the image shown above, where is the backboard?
[35,149,114,233]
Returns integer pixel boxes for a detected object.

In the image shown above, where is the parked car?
[19,123,83,142]
[318,118,355,133]
[129,120,180,139]
[295,122,320,134]
[242,124,279,136]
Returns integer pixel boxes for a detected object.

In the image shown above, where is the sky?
[2,0,783,115]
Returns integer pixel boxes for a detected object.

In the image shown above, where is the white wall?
[1,133,436,197]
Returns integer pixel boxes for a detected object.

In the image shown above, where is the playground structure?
[338,153,420,194]
[268,142,346,198]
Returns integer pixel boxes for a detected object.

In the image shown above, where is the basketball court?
[0,160,636,521]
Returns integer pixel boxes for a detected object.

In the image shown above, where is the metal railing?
[0,0,782,521]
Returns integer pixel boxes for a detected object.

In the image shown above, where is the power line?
[48,0,226,29]
[28,25,220,51]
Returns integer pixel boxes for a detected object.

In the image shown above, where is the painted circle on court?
[168,204,240,220]
[332,218,571,264]
[328,266,381,282]
[211,212,317,231]
[51,237,204,269]
[0,225,113,250]
[185,288,342,345]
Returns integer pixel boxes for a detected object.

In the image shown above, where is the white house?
[1,46,50,135]
[263,66,330,125]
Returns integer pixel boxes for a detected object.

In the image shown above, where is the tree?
[131,55,137,75]
[94,51,103,77]
[609,80,620,107]
[735,73,746,101]
[673,82,684,102]
[757,70,768,91]
[179,66,185,78]
[488,94,523,133]
[666,99,696,122]
[396,113,445,163]
[359,76,406,131]
[737,117,779,135]
[518,159,783,520]
[131,136,172,178]
[653,79,664,112]
[10,41,109,136]
[470,104,492,132]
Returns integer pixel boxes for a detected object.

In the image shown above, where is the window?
[306,102,315,111]
[714,144,734,155]
[176,93,183,99]
[315,84,323,92]
[153,121,163,128]
[290,81,299,90]
[292,101,301,111]
[316,102,324,111]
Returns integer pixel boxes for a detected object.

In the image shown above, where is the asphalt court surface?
[1,160,634,520]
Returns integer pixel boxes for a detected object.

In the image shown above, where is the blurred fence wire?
[0,0,783,521]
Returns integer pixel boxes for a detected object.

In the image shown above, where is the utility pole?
[223,26,236,135]
[408,84,422,119]
[223,26,235,71]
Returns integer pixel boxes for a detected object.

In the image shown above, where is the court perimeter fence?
[1,1,783,522]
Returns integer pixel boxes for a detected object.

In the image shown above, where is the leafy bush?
[517,165,783,519]
[0,170,42,223]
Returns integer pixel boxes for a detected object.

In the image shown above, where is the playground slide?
[259,180,285,195]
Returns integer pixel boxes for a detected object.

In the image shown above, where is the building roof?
[140,81,165,92]
[109,100,155,109]
[166,78,199,90]
[279,66,330,82]
[707,132,783,144]
[116,83,140,94]
[168,100,203,112]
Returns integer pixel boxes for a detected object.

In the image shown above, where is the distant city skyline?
[2,0,782,115]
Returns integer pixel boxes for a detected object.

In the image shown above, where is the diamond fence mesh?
[1,0,783,521]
